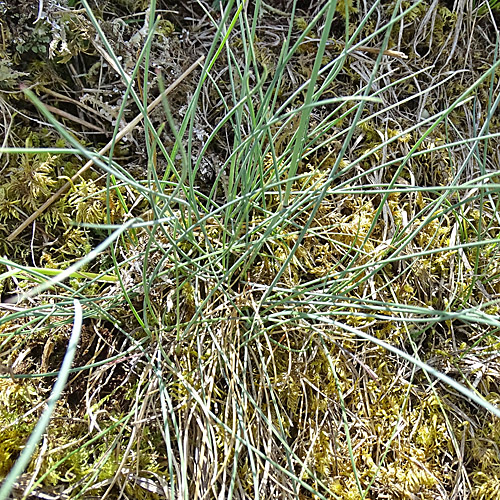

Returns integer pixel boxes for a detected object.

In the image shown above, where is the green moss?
[0,424,35,476]
[156,20,175,38]
[0,379,39,477]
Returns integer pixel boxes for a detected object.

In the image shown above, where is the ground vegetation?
[1,0,500,499]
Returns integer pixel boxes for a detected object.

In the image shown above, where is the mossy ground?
[1,0,500,499]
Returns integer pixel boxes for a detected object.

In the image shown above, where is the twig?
[331,38,409,59]
[40,86,110,122]
[349,44,408,59]
[261,1,289,16]
[304,38,409,59]
[44,104,107,133]
[7,55,205,242]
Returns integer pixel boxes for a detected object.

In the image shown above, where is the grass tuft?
[1,0,500,498]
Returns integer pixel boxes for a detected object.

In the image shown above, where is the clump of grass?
[1,0,500,499]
